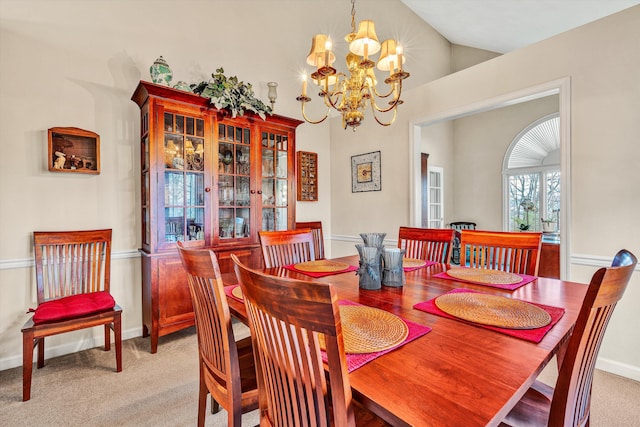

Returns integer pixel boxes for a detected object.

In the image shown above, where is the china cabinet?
[132,81,302,353]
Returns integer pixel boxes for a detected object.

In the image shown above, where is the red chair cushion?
[33,291,116,324]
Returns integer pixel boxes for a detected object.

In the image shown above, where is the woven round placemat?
[319,306,409,354]
[231,286,244,300]
[446,267,523,285]
[435,292,551,329]
[403,258,427,268]
[294,260,350,273]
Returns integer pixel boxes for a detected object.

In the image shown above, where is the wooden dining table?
[225,255,588,427]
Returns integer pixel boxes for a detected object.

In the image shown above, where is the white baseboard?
[0,326,142,372]
[596,357,640,382]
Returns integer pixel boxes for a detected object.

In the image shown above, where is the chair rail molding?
[0,249,140,270]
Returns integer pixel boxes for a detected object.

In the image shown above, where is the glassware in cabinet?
[162,111,206,244]
[217,122,252,240]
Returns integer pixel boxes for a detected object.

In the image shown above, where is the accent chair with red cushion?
[21,229,122,401]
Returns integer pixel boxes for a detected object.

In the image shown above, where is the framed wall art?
[48,127,100,174]
[351,151,381,193]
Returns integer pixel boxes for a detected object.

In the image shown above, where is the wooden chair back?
[459,230,542,275]
[295,220,325,259]
[22,229,122,401]
[231,254,356,427]
[449,221,477,231]
[449,222,476,264]
[398,227,454,264]
[550,249,636,426]
[258,229,316,268]
[177,242,258,427]
[502,250,637,427]
[34,229,112,302]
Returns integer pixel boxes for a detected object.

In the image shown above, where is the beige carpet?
[0,325,258,427]
[2,326,640,426]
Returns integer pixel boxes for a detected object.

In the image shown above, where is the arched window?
[503,114,560,232]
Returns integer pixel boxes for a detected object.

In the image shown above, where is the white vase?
[542,222,556,232]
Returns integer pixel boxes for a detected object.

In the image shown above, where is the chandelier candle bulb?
[389,60,395,77]
[302,74,308,97]
[324,39,332,69]
[397,44,404,72]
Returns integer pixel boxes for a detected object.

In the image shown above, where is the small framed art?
[48,127,100,174]
[351,151,381,193]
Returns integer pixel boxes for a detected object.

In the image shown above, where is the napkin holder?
[382,247,406,287]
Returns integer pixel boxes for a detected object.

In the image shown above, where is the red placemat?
[404,260,439,272]
[413,288,564,343]
[433,269,537,290]
[322,300,431,372]
[284,263,358,278]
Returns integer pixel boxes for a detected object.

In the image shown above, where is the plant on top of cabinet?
[191,68,273,120]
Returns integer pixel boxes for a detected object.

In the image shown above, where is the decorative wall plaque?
[351,151,381,192]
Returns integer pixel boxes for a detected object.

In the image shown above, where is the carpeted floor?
[0,325,258,427]
[2,325,640,426]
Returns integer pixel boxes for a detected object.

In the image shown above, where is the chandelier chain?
[350,0,356,34]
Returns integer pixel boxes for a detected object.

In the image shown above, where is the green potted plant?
[191,68,273,120]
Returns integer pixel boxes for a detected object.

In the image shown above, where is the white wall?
[331,5,640,379]
[0,0,441,369]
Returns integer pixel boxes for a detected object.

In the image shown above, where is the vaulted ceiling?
[401,0,640,53]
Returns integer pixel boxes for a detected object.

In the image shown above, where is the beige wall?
[331,5,640,379]
[449,95,559,230]
[451,44,501,73]
[0,0,441,369]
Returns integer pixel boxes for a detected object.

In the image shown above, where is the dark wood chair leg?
[104,324,111,351]
[114,315,122,372]
[211,395,220,414]
[197,369,207,427]
[22,331,33,401]
[36,337,45,368]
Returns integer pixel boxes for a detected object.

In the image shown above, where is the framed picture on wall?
[48,127,100,174]
[351,151,381,192]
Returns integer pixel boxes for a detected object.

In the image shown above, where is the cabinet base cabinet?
[141,245,262,353]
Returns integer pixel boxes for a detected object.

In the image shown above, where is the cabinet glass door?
[261,130,289,231]
[162,112,206,244]
[218,123,251,240]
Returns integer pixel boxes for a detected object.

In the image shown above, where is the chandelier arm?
[299,101,331,125]
[369,82,396,99]
[324,91,345,110]
[369,101,398,127]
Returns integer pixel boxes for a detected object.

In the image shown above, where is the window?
[504,114,560,232]
[427,166,444,228]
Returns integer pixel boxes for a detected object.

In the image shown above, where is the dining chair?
[295,220,325,259]
[258,229,316,268]
[500,249,637,427]
[176,242,258,427]
[231,254,390,427]
[449,221,476,264]
[459,229,542,275]
[21,229,122,401]
[397,226,455,264]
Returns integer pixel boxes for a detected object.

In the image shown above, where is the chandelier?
[296,0,409,130]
